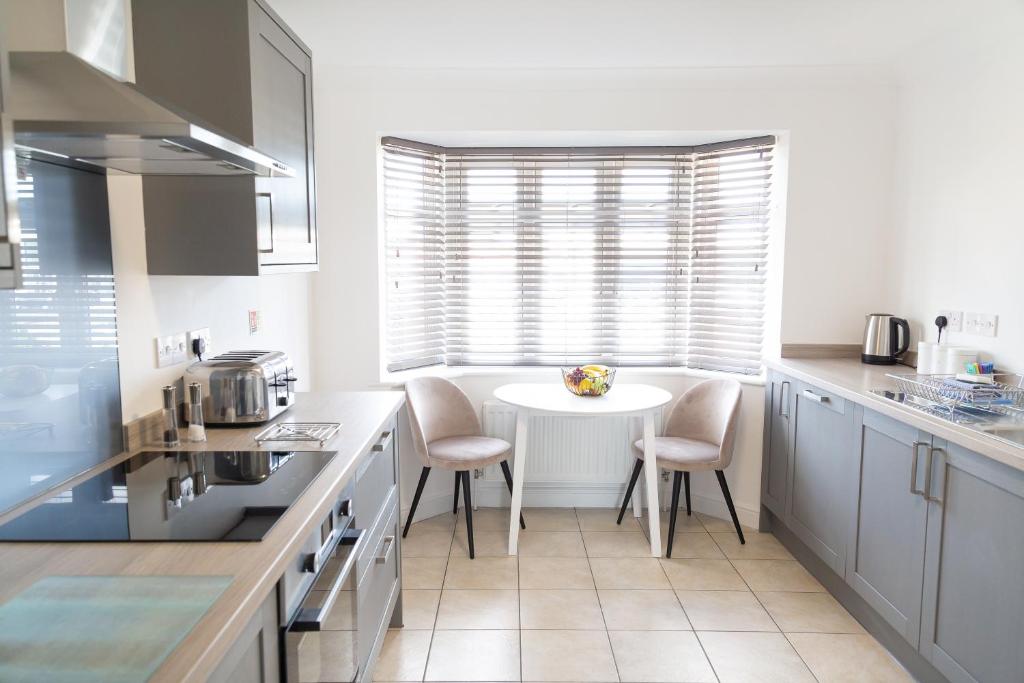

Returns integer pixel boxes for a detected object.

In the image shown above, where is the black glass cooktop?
[0,450,336,542]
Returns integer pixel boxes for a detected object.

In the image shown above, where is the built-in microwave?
[282,487,366,683]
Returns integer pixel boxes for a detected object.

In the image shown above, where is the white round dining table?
[492,383,673,557]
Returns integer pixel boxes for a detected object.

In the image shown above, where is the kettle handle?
[891,317,911,357]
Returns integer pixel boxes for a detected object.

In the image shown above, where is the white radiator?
[478,399,663,507]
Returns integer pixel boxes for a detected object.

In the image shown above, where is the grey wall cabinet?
[846,408,931,647]
[760,372,791,516]
[919,442,1024,683]
[785,380,855,574]
[133,0,317,275]
[209,588,280,683]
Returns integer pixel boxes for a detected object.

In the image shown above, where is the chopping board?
[0,575,232,683]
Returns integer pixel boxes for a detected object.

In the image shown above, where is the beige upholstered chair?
[617,378,744,556]
[403,377,524,558]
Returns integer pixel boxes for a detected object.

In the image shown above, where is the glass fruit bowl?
[562,365,616,397]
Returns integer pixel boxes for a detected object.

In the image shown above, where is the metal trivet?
[254,422,341,446]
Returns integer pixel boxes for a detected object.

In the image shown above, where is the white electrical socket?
[939,310,963,333]
[155,332,188,368]
[187,327,212,360]
[964,312,998,337]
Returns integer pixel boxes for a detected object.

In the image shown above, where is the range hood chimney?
[1,0,294,178]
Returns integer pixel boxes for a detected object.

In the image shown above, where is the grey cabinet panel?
[132,0,318,275]
[761,373,791,516]
[250,1,317,268]
[920,442,1024,683]
[358,496,400,676]
[847,408,929,647]
[786,380,855,573]
[209,588,280,683]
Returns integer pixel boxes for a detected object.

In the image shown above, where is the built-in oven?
[283,487,366,683]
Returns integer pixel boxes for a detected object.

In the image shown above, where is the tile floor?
[375,507,913,682]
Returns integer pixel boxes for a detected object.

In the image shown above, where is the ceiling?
[274,0,995,70]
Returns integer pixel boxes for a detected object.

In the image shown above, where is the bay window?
[382,136,774,375]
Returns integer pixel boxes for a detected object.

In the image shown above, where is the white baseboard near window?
[401,479,759,530]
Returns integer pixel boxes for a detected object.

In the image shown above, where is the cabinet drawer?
[355,417,397,529]
[357,495,400,672]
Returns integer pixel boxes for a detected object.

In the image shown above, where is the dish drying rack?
[254,422,341,447]
[886,373,1024,417]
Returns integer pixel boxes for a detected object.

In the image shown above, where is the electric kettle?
[862,314,910,365]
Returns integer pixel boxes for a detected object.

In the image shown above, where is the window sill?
[377,364,766,388]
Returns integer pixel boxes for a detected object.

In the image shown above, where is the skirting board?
[402,479,760,530]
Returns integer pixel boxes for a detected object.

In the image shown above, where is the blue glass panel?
[0,158,122,513]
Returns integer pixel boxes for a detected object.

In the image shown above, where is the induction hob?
[0,450,336,542]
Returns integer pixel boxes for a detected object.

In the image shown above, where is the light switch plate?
[964,312,998,337]
[155,332,188,368]
[939,310,963,333]
[187,327,212,360]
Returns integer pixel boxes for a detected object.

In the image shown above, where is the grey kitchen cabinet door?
[846,408,930,647]
[761,372,792,516]
[209,588,280,683]
[919,441,1024,683]
[785,380,855,574]
[250,0,318,269]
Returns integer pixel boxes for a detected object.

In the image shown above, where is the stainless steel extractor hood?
[0,0,294,178]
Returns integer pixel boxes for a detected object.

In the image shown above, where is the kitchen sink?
[871,389,1024,449]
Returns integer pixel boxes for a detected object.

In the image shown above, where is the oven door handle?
[289,527,365,632]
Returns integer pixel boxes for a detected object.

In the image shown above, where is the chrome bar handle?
[289,528,365,632]
[910,441,926,497]
[924,447,944,504]
[376,535,396,565]
[802,389,829,404]
[372,429,394,453]
[779,381,790,418]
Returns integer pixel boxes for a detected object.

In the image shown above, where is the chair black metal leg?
[683,471,692,516]
[402,466,431,538]
[453,472,461,515]
[461,470,475,559]
[716,470,745,545]
[617,458,645,524]
[667,471,682,558]
[499,460,526,529]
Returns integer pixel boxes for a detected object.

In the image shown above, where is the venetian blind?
[382,142,445,371]
[687,140,774,374]
[381,136,774,374]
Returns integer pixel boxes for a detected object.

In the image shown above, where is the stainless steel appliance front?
[284,521,366,683]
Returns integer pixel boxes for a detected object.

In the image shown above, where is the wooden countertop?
[0,390,405,682]
[767,358,1024,473]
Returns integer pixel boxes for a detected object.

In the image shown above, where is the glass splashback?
[0,158,122,513]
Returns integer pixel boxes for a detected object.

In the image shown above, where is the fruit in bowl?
[562,365,616,397]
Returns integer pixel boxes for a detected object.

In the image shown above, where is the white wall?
[887,9,1024,371]
[264,0,901,525]
[287,65,896,392]
[107,176,314,419]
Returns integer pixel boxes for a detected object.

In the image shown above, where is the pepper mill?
[160,385,181,447]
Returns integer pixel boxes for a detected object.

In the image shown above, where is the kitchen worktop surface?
[767,357,1024,473]
[0,390,405,683]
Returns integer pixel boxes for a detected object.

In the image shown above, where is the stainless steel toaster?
[183,350,296,424]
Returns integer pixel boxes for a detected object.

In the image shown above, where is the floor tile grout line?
[725,546,824,682]
[418,516,455,682]
[581,519,623,683]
